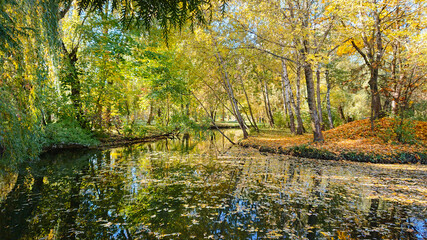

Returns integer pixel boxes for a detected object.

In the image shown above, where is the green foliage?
[123,120,148,138]
[346,90,370,120]
[300,112,313,133]
[407,100,427,121]
[273,111,287,129]
[168,113,210,133]
[380,118,417,145]
[0,0,24,53]
[0,89,42,166]
[329,107,345,127]
[287,145,337,160]
[41,120,99,147]
[340,151,383,163]
[77,0,217,37]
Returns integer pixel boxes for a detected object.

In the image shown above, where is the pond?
[1,130,426,239]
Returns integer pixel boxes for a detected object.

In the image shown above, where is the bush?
[123,120,148,138]
[41,120,99,147]
[380,118,417,145]
[408,100,427,121]
[340,151,382,163]
[273,111,288,129]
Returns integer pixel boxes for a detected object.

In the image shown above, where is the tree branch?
[191,91,236,145]
[59,0,73,20]
[351,40,371,67]
[314,17,335,54]
[242,46,299,66]
[233,18,292,49]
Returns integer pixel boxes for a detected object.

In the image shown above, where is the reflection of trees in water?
[0,150,95,239]
[75,151,132,239]
[0,167,43,240]
[144,130,236,154]
[214,159,424,240]
[124,149,248,239]
[0,137,425,239]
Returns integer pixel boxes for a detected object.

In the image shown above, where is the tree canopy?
[1,0,426,166]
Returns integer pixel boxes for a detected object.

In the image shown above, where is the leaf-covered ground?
[241,118,427,163]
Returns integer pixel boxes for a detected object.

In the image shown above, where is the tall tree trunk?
[147,102,154,125]
[303,61,324,142]
[260,80,270,126]
[264,79,275,127]
[351,11,383,130]
[239,75,259,131]
[325,69,334,129]
[285,87,296,133]
[166,97,170,126]
[372,10,383,121]
[62,42,83,126]
[369,68,382,121]
[260,77,274,127]
[238,100,255,130]
[294,65,304,134]
[316,65,323,128]
[225,78,248,138]
[217,52,248,138]
[281,60,295,134]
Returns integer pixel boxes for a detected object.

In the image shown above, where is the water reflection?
[0,130,426,239]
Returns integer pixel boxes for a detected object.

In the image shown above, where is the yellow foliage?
[336,39,361,56]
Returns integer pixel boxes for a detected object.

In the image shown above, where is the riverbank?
[240,118,427,164]
[42,132,178,153]
[210,122,242,129]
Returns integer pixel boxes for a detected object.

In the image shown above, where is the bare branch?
[191,91,236,145]
[314,17,335,54]
[233,18,291,49]
[242,46,299,66]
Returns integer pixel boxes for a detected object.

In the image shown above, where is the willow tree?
[77,0,223,34]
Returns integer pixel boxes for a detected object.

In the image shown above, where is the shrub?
[407,100,427,121]
[381,118,416,145]
[41,120,99,147]
[273,111,288,129]
[123,120,148,138]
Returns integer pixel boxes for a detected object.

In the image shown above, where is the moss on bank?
[240,118,427,164]
[240,142,426,164]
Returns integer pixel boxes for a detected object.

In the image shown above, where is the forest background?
[1,0,426,167]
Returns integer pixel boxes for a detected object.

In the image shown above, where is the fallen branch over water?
[43,132,177,153]
[97,132,177,149]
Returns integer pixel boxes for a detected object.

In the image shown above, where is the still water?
[1,130,426,239]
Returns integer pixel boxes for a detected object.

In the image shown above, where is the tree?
[334,0,426,128]
[78,0,223,36]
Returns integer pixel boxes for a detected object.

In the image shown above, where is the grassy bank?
[240,118,427,164]
[0,120,178,168]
